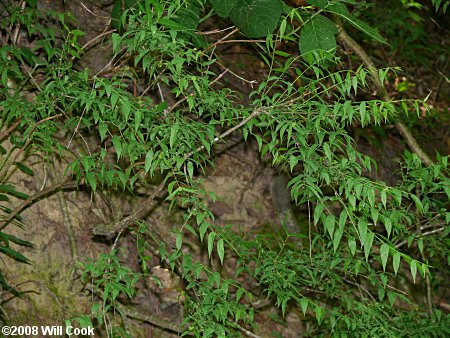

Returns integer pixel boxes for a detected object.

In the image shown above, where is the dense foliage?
[0,0,449,337]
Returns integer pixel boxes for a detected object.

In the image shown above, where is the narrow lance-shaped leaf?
[410,260,417,283]
[325,214,336,238]
[358,219,368,246]
[348,237,356,256]
[217,239,224,265]
[208,231,216,259]
[364,231,374,262]
[393,252,401,276]
[314,203,324,225]
[301,297,308,315]
[380,243,389,271]
[176,232,182,251]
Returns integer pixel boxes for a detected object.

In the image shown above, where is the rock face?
[270,174,298,234]
[38,0,114,74]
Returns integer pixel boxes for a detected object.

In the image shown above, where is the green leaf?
[15,162,34,176]
[85,173,97,192]
[387,291,397,306]
[98,121,108,143]
[230,0,283,38]
[176,232,182,251]
[323,143,332,162]
[364,231,374,262]
[325,214,336,238]
[338,210,347,230]
[111,0,135,29]
[24,0,37,8]
[376,287,385,301]
[410,194,424,214]
[209,0,238,17]
[380,243,389,272]
[0,185,29,200]
[367,189,375,208]
[300,297,308,315]
[348,237,356,256]
[208,231,216,259]
[384,218,392,238]
[410,260,417,283]
[169,122,179,149]
[0,232,33,247]
[289,155,298,172]
[358,220,367,246]
[307,0,328,9]
[300,14,337,60]
[112,136,122,160]
[418,238,424,255]
[327,3,386,44]
[144,150,154,174]
[199,222,208,242]
[158,18,187,31]
[380,189,386,208]
[187,162,194,179]
[0,245,30,264]
[315,305,324,324]
[217,239,224,264]
[371,208,379,225]
[174,2,201,31]
[393,252,400,276]
[333,229,343,253]
[314,203,324,225]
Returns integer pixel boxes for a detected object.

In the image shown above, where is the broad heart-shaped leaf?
[230,0,283,38]
[307,0,329,8]
[300,14,337,58]
[209,0,239,18]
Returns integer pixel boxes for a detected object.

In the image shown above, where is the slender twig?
[216,60,258,85]
[154,73,165,103]
[203,28,239,53]
[395,227,444,249]
[213,39,265,45]
[80,2,112,19]
[80,29,116,51]
[333,17,433,166]
[185,109,266,158]
[110,181,166,251]
[11,1,26,46]
[235,324,262,338]
[307,201,312,262]
[67,107,86,149]
[342,277,376,301]
[423,253,433,314]
[165,68,230,115]
[199,26,236,35]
